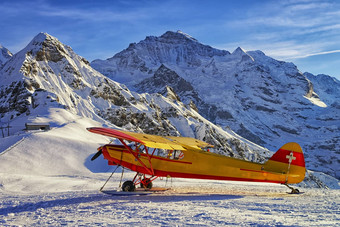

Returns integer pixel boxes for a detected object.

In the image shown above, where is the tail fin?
[264,142,306,184]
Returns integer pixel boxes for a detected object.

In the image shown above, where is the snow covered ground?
[1,178,339,226]
[0,110,339,226]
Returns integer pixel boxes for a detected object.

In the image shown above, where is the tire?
[140,178,153,189]
[122,181,136,192]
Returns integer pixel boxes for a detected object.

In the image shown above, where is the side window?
[173,150,184,160]
[128,143,146,153]
[156,149,168,157]
[138,145,146,153]
[154,149,184,160]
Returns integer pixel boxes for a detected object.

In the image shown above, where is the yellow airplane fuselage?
[102,143,305,184]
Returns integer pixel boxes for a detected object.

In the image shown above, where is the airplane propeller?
[91,149,103,161]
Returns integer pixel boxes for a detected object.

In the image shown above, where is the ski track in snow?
[1,180,339,226]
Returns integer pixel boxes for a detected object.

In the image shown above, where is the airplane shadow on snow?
[0,194,243,216]
[84,153,116,173]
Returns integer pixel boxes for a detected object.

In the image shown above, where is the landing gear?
[120,173,158,192]
[290,188,300,194]
[122,180,136,192]
[140,178,153,189]
[283,183,300,194]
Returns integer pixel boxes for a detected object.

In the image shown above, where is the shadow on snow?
[0,193,243,216]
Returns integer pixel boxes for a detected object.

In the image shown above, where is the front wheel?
[122,181,136,192]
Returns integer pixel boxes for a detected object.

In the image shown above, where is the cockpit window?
[126,143,185,160]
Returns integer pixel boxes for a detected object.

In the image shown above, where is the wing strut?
[119,139,154,176]
[144,146,155,175]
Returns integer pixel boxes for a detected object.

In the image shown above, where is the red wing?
[87,127,144,144]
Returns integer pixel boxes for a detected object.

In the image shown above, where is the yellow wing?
[166,136,214,150]
[87,127,213,151]
[119,130,184,150]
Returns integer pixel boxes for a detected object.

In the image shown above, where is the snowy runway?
[1,180,339,226]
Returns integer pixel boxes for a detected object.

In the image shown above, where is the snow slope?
[0,111,339,226]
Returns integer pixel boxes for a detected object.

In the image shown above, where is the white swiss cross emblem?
[286,152,296,164]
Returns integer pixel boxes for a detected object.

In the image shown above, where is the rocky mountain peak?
[91,31,230,86]
[25,32,68,63]
[30,32,51,44]
[232,47,254,62]
[0,44,13,66]
[1,32,74,87]
[232,47,246,55]
[159,30,198,43]
[0,32,97,120]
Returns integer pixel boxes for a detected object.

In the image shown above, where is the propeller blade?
[91,149,103,161]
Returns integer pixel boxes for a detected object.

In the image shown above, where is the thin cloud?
[216,39,339,61]
[39,5,152,23]
[227,0,340,30]
[290,50,340,59]
[0,0,154,23]
[38,5,150,23]
[217,0,340,63]
[284,1,332,12]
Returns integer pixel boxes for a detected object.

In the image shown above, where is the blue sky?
[1,0,339,79]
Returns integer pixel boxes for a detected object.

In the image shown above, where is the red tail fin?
[268,142,305,167]
[265,142,306,184]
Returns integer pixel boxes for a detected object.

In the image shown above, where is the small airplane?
[87,127,306,194]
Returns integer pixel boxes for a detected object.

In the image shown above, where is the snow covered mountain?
[91,31,340,179]
[0,32,337,192]
[0,32,339,227]
[0,32,274,167]
[0,44,12,67]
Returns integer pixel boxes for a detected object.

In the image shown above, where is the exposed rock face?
[136,64,197,100]
[0,81,31,118]
[91,31,340,179]
[136,64,235,127]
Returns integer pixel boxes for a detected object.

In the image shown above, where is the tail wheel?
[291,188,300,194]
[140,178,153,189]
[122,180,136,192]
